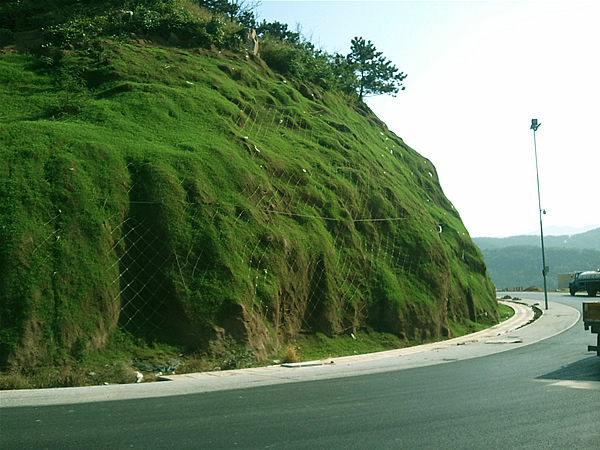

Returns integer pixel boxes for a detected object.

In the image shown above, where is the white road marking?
[549,380,600,390]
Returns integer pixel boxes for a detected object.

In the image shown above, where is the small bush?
[0,28,14,45]
[259,38,304,77]
[220,347,256,370]
[282,345,299,363]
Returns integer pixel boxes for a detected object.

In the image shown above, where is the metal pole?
[531,119,549,310]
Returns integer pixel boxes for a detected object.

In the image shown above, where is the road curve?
[0,296,579,408]
[2,293,598,449]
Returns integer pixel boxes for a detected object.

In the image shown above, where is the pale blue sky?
[255,1,600,237]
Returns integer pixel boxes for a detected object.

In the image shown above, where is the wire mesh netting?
[108,216,172,336]
[17,93,472,346]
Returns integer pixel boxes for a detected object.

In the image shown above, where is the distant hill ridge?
[474,227,600,252]
[474,228,600,290]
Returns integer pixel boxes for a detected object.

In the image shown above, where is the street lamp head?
[531,119,541,131]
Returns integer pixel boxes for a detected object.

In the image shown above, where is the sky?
[254,1,600,237]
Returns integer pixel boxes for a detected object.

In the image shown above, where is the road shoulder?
[0,297,580,407]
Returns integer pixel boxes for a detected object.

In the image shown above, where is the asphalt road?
[2,293,599,449]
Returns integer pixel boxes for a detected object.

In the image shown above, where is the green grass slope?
[0,3,497,379]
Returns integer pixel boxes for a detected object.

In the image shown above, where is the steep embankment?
[0,34,497,371]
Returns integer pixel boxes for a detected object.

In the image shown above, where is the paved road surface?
[2,293,599,449]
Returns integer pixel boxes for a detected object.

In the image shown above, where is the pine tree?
[347,37,407,100]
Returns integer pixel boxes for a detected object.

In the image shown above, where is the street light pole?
[531,119,548,310]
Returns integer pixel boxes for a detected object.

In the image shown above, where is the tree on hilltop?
[256,20,301,44]
[193,0,260,27]
[347,36,407,101]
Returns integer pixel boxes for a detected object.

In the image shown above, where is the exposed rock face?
[240,28,259,56]
[220,304,273,360]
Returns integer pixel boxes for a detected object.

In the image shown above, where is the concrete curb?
[0,297,581,408]
[163,298,538,376]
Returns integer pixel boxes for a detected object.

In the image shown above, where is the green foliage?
[289,330,408,362]
[255,19,351,90]
[194,0,240,16]
[206,15,226,45]
[192,0,258,27]
[256,20,300,44]
[256,29,407,100]
[55,62,89,116]
[0,0,242,51]
[219,345,257,370]
[498,303,515,322]
[448,319,488,337]
[0,2,496,383]
[1,0,401,102]
[347,36,407,100]
[0,119,130,368]
[0,0,102,32]
[259,37,346,92]
[258,37,304,76]
[0,28,14,44]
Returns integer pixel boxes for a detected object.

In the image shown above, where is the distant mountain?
[474,228,600,290]
[474,227,600,252]
[539,225,600,236]
[481,246,600,291]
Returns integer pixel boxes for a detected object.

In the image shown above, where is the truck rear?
[569,270,600,296]
[583,302,600,356]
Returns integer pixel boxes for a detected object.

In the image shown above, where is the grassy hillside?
[0,0,497,386]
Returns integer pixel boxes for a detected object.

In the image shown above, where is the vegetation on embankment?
[0,0,498,388]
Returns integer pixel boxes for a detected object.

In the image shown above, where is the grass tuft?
[282,345,300,364]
